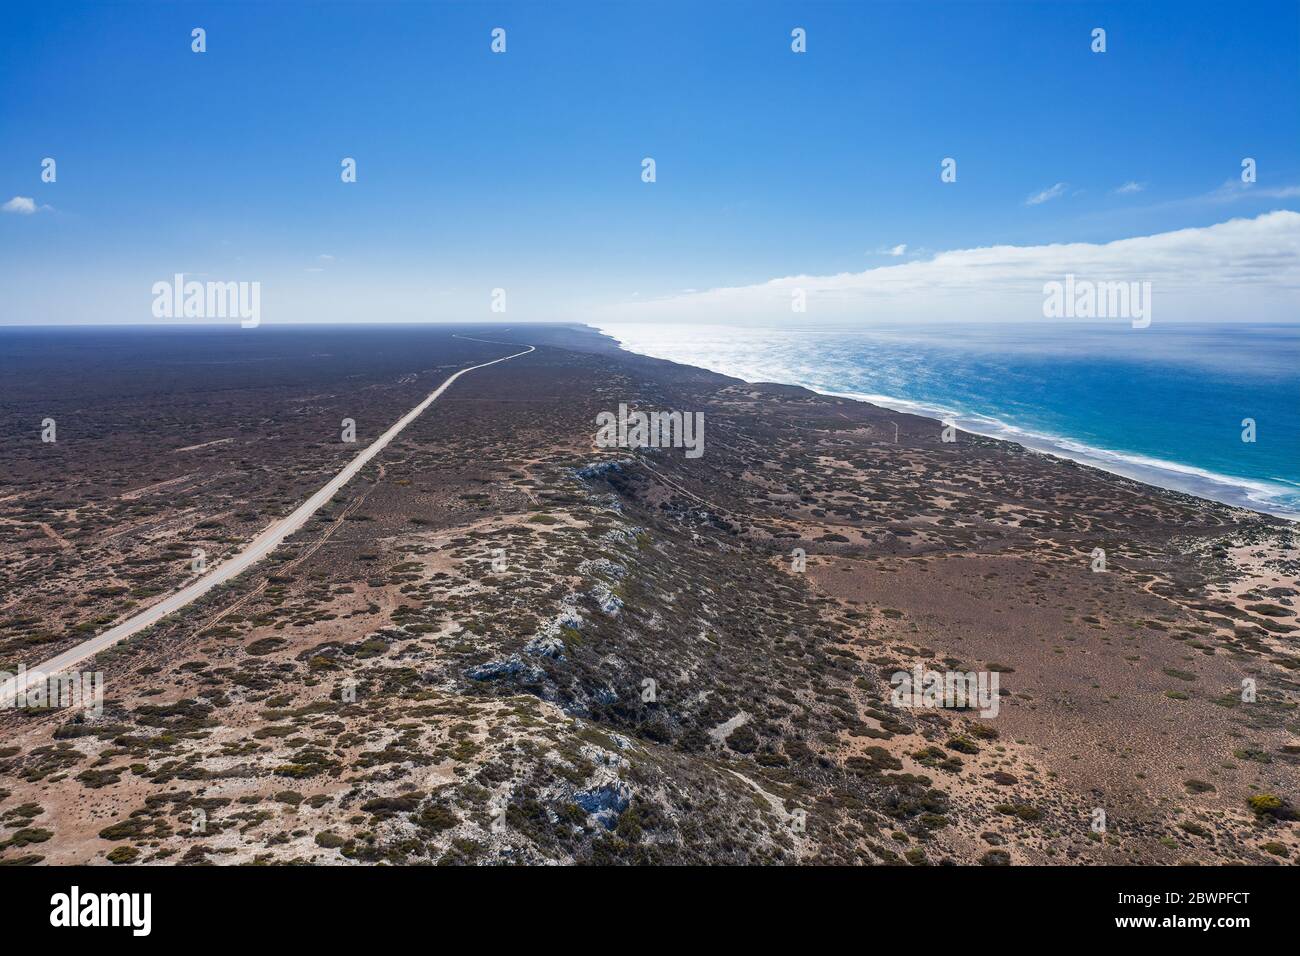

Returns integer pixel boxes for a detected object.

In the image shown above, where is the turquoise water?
[598,322,1300,520]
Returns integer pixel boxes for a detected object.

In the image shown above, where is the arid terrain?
[0,323,1296,866]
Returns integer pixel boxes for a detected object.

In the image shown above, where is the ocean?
[596,321,1300,521]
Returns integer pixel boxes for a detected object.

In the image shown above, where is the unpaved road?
[0,340,534,702]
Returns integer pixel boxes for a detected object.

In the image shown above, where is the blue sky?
[1,0,1297,324]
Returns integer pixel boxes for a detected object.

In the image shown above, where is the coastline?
[590,322,1299,523]
[3,322,1296,867]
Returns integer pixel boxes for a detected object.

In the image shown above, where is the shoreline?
[590,323,1299,523]
[3,322,1296,867]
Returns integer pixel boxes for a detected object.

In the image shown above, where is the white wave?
[594,322,1300,521]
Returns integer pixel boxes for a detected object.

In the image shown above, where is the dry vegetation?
[0,325,1296,865]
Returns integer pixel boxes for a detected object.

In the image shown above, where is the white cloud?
[1205,179,1300,203]
[885,243,907,256]
[1026,183,1068,206]
[591,211,1300,326]
[2,196,38,214]
[1115,181,1146,194]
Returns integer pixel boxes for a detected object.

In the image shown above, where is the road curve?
[0,341,535,703]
